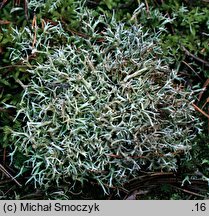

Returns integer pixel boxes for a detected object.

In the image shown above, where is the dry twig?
[171,185,206,198]
[192,103,209,119]
[182,46,209,67]
[0,164,22,187]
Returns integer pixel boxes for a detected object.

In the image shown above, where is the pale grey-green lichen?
[10,4,202,192]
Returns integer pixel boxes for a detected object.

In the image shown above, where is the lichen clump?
[11,7,200,191]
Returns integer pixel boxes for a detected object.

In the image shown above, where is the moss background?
[0,0,209,199]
